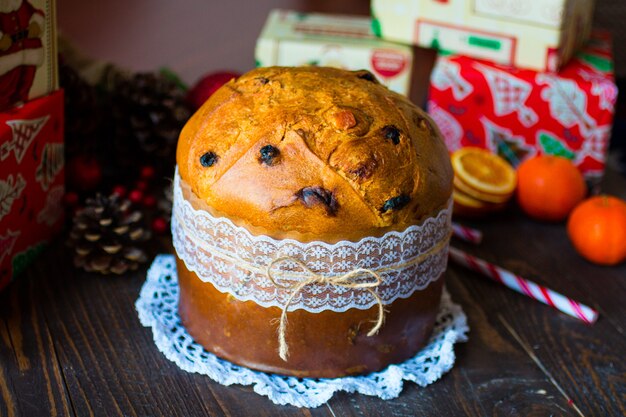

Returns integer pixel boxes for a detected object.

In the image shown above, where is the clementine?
[567,195,626,265]
[516,155,586,221]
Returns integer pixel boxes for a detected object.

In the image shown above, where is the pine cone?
[110,72,191,173]
[68,194,149,275]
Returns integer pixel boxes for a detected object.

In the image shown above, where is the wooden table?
[1,169,625,417]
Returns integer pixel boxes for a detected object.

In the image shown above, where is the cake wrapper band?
[172,166,453,314]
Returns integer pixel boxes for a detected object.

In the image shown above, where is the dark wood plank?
[449,254,626,416]
[0,315,19,417]
[448,273,583,417]
[0,274,74,417]
[449,170,626,417]
[327,268,580,417]
[2,170,624,416]
[20,242,331,417]
[34,244,230,417]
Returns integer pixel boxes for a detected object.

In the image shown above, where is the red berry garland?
[112,185,127,197]
[66,155,103,192]
[151,217,168,234]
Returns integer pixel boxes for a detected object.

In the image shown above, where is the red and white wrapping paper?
[428,31,617,180]
[0,90,64,291]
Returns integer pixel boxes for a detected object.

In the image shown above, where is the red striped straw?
[451,222,483,244]
[448,246,599,324]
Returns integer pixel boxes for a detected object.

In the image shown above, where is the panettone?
[174,66,453,378]
[177,66,452,242]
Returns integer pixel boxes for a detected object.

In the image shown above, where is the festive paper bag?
[0,90,64,291]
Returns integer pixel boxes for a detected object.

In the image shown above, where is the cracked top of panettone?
[176,66,452,242]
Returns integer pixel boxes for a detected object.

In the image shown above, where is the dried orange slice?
[453,175,512,204]
[451,147,516,196]
[453,189,507,218]
[453,188,487,209]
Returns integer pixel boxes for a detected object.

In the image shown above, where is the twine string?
[176,211,452,361]
[266,257,385,361]
[173,178,454,362]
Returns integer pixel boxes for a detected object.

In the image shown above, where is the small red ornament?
[112,185,127,197]
[63,191,79,207]
[151,217,168,234]
[140,165,156,180]
[135,180,148,191]
[66,155,102,191]
[128,189,143,204]
[142,195,157,208]
[186,71,240,111]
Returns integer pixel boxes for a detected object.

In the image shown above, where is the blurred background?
[57,0,626,175]
[57,0,624,84]
[57,0,372,85]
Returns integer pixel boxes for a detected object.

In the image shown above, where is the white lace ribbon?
[172,167,452,313]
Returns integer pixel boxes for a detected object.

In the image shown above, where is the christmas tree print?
[591,82,618,112]
[427,101,463,151]
[0,230,20,265]
[577,53,612,73]
[431,58,473,100]
[473,63,538,127]
[577,68,618,111]
[577,67,609,85]
[371,17,382,37]
[36,143,64,190]
[481,117,534,167]
[574,124,611,166]
[538,132,575,160]
[0,116,49,163]
[37,185,64,226]
[429,30,453,56]
[430,30,441,50]
[0,174,26,221]
[536,74,596,137]
[12,243,46,278]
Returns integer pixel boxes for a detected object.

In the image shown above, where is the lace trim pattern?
[172,168,452,312]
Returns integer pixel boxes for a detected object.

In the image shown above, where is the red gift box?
[0,89,64,291]
[428,31,617,180]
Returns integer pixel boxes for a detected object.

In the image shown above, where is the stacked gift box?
[371,0,617,181]
[0,0,63,291]
[255,9,415,97]
[253,2,617,181]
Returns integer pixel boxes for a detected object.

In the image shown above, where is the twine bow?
[266,256,385,361]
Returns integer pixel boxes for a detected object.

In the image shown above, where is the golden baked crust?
[176,66,452,242]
